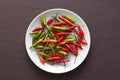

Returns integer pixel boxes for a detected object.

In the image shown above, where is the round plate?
[25,8,91,74]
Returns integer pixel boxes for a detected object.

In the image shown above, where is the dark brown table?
[0,0,120,80]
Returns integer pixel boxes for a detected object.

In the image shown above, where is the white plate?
[25,8,91,74]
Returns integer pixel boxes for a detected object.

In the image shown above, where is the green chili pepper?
[45,60,54,65]
[50,31,54,38]
[30,31,39,35]
[65,35,74,39]
[52,26,67,31]
[35,45,44,49]
[48,27,54,37]
[39,30,46,39]
[48,43,53,49]
[35,30,42,40]
[31,30,44,46]
[30,39,43,48]
[52,15,62,22]
[32,35,37,44]
[58,51,67,56]
[61,14,75,23]
[48,43,55,54]
[55,46,60,49]
[39,52,49,57]
[40,14,45,27]
[63,38,75,42]
[44,25,55,39]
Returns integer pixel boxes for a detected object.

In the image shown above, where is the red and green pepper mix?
[30,14,87,65]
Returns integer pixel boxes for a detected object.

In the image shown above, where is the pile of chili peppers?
[30,14,87,65]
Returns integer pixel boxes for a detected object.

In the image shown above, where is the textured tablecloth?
[0,0,120,80]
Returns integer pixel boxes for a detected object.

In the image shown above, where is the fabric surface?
[0,0,120,80]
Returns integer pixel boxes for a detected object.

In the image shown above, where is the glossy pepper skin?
[63,38,75,42]
[38,31,46,39]
[74,29,81,36]
[81,39,87,44]
[38,53,44,64]
[52,26,76,31]
[30,39,43,48]
[39,52,50,58]
[65,35,74,39]
[75,45,78,53]
[77,24,84,36]
[58,15,72,25]
[55,52,61,57]
[57,41,67,45]
[58,59,70,63]
[40,14,45,27]
[57,36,65,42]
[60,47,69,53]
[58,51,67,56]
[65,44,77,55]
[61,14,75,23]
[65,44,73,52]
[52,22,65,26]
[54,32,69,36]
[52,26,68,31]
[73,42,83,49]
[49,53,54,57]
[32,26,42,32]
[67,26,76,31]
[46,57,60,61]
[75,40,83,49]
[42,39,57,43]
[35,45,44,49]
[46,18,53,25]
[72,44,78,55]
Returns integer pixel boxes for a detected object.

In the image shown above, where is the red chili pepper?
[54,32,69,36]
[72,44,78,54]
[32,26,42,32]
[49,53,54,57]
[54,52,61,57]
[79,45,83,49]
[65,44,74,54]
[81,39,87,44]
[52,30,58,34]
[60,47,69,53]
[75,45,78,53]
[46,18,53,25]
[77,38,87,45]
[68,43,78,55]
[76,39,83,49]
[69,44,77,55]
[67,26,76,31]
[74,29,81,36]
[58,59,70,63]
[72,42,83,50]
[77,24,84,36]
[76,38,82,44]
[58,36,65,42]
[58,15,72,25]
[65,44,72,50]
[46,57,60,61]
[52,22,65,26]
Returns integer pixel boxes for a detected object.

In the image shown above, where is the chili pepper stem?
[64,63,66,69]
[74,56,77,64]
